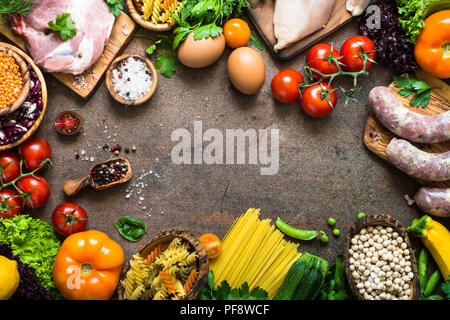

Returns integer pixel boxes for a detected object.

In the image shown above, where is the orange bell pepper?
[52,230,124,300]
[414,10,450,79]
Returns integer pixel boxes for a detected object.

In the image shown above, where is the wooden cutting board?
[363,71,450,188]
[0,11,136,99]
[246,0,353,62]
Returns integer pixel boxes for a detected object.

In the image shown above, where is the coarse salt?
[112,57,152,101]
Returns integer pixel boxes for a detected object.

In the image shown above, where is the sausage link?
[414,187,450,217]
[386,138,450,181]
[369,86,450,143]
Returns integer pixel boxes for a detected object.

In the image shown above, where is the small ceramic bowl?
[105,54,158,106]
[126,0,175,32]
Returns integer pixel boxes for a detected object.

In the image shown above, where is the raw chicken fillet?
[12,0,115,75]
[273,0,337,50]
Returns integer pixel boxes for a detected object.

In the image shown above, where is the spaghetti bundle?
[210,208,301,299]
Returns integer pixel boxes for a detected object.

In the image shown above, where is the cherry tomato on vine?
[0,150,21,183]
[0,189,22,219]
[300,83,337,118]
[19,137,52,172]
[223,18,251,48]
[52,203,87,237]
[199,233,222,259]
[271,69,304,103]
[306,43,340,81]
[340,35,376,72]
[17,175,50,209]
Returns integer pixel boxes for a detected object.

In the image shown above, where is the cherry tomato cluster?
[0,137,52,218]
[270,35,376,118]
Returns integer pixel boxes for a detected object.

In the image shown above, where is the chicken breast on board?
[12,0,115,75]
[346,0,372,16]
[273,0,337,51]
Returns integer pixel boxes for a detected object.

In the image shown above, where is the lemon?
[0,255,20,300]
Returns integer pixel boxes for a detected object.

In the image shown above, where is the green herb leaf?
[193,23,223,40]
[393,75,433,108]
[47,13,77,41]
[113,216,147,242]
[441,280,450,299]
[146,35,172,56]
[155,52,179,78]
[106,0,123,17]
[0,0,35,17]
[249,32,263,51]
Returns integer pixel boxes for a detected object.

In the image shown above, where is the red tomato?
[306,44,340,80]
[17,175,50,209]
[340,35,376,72]
[19,137,52,172]
[300,83,337,118]
[199,233,222,259]
[0,189,22,219]
[223,18,251,48]
[52,203,87,237]
[0,150,21,183]
[271,69,304,103]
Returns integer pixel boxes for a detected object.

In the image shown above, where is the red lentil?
[0,51,23,109]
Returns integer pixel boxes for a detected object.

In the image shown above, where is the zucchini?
[273,260,307,300]
[293,268,319,300]
[274,251,329,300]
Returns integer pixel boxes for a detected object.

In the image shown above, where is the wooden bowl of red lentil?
[105,54,158,106]
[0,45,31,116]
[0,42,47,152]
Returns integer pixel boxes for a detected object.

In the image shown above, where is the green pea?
[320,230,329,243]
[332,228,340,236]
[357,212,366,219]
[327,218,336,227]
[418,248,428,294]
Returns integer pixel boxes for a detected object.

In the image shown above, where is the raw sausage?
[369,86,450,143]
[414,187,450,217]
[386,138,450,181]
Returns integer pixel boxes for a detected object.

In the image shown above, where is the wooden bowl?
[126,0,174,32]
[0,42,47,151]
[118,228,210,300]
[0,45,31,116]
[105,54,158,106]
[63,157,132,196]
[344,214,420,300]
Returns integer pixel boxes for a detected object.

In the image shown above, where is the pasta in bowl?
[118,228,210,300]
[127,0,183,31]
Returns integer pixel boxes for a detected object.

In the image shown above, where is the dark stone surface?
[16,20,449,267]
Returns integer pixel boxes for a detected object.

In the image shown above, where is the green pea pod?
[276,217,319,240]
[426,295,444,300]
[418,248,428,293]
[423,270,441,298]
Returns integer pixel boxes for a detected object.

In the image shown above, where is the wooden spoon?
[344,214,420,300]
[63,157,132,196]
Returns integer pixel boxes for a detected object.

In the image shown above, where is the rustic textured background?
[6,17,449,274]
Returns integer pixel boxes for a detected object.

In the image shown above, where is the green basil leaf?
[113,216,147,242]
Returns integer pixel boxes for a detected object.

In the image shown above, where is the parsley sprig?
[198,271,268,300]
[48,13,77,41]
[105,0,123,17]
[393,75,433,108]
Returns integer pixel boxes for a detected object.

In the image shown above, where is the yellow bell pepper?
[407,215,450,280]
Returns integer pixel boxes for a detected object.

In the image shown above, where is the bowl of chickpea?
[0,45,31,116]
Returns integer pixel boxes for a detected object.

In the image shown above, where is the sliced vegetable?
[52,230,124,300]
[113,216,147,242]
[414,10,450,79]
[407,215,450,280]
[199,233,222,259]
[276,217,319,240]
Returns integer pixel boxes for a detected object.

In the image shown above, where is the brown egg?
[227,47,265,95]
[177,32,226,68]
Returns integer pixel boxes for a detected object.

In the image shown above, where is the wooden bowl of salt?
[105,54,158,106]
